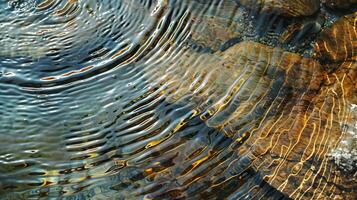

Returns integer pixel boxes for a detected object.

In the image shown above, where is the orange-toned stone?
[239,54,357,199]
[205,42,355,199]
[314,13,357,64]
[146,39,356,199]
[239,0,320,17]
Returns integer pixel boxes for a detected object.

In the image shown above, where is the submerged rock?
[313,11,357,179]
[150,39,356,199]
[238,0,320,17]
[323,0,357,9]
[329,110,357,174]
[187,0,244,52]
[314,12,357,65]
[214,42,356,200]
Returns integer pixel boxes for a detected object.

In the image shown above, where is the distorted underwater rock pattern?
[0,0,356,199]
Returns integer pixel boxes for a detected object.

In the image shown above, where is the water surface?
[0,0,356,199]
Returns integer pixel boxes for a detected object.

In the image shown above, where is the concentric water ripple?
[0,0,356,199]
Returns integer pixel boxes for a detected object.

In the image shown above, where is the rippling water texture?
[0,0,356,199]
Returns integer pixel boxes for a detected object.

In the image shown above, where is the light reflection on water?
[0,0,356,199]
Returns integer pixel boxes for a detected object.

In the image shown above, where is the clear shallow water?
[0,0,356,199]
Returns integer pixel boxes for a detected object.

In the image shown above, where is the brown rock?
[189,15,242,51]
[188,0,243,51]
[209,42,356,199]
[314,13,357,64]
[323,0,357,9]
[145,40,356,199]
[202,42,355,199]
[239,0,320,17]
